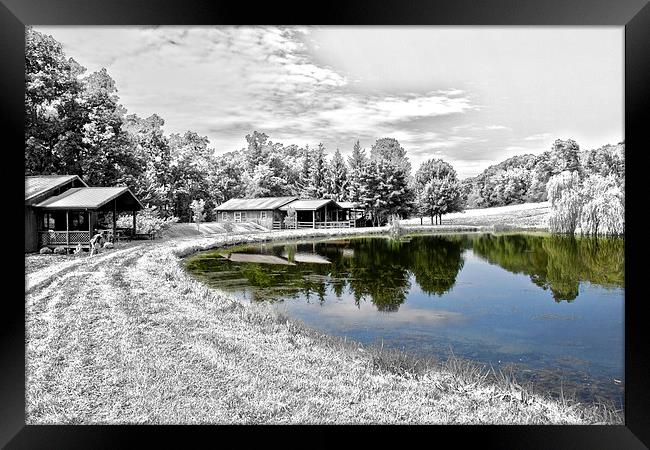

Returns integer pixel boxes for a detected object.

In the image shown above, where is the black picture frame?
[3,0,648,447]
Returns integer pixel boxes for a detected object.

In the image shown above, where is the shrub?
[39,247,53,254]
[388,214,403,237]
[53,247,67,255]
[116,205,179,236]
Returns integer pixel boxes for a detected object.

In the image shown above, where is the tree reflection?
[186,233,624,309]
[471,234,624,301]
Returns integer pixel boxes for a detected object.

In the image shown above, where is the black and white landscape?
[25,26,624,424]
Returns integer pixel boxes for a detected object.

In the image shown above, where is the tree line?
[25,27,624,231]
[461,139,625,208]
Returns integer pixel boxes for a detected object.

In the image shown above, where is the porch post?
[312,210,315,229]
[112,199,117,240]
[66,211,69,246]
[324,204,327,228]
[132,210,137,238]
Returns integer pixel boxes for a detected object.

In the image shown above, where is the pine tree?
[304,143,327,198]
[324,148,348,201]
[358,159,413,226]
[347,140,367,202]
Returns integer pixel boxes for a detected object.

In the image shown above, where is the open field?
[402,202,551,229]
[25,207,621,424]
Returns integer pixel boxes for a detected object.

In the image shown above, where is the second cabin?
[214,196,363,230]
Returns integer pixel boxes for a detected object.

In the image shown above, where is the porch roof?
[34,187,143,210]
[215,196,298,211]
[336,201,359,210]
[279,199,340,211]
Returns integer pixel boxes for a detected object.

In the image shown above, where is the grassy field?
[402,201,550,229]
[25,205,621,424]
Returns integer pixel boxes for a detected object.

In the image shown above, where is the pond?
[185,232,624,406]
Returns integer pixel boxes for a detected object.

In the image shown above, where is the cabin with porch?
[215,197,298,229]
[25,175,144,253]
[214,196,362,230]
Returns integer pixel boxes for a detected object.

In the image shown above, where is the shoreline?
[25,222,622,424]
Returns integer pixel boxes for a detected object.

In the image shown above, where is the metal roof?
[34,187,143,210]
[25,175,87,200]
[215,197,298,211]
[279,199,339,211]
[336,201,360,210]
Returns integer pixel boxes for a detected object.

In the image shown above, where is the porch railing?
[272,220,355,230]
[39,230,92,246]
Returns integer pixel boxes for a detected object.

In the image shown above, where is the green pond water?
[185,232,624,406]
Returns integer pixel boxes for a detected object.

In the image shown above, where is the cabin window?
[42,212,56,230]
[241,212,247,220]
[260,211,267,220]
[69,211,88,231]
[234,212,241,222]
[221,212,229,221]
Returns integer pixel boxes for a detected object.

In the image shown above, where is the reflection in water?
[471,234,624,301]
[186,233,624,309]
[185,233,624,405]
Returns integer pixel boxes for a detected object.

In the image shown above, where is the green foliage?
[471,233,623,301]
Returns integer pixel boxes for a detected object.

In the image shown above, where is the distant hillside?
[461,140,624,209]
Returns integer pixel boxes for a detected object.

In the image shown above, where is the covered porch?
[277,199,355,230]
[35,187,143,249]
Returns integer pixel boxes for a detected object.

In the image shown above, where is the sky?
[34,26,624,179]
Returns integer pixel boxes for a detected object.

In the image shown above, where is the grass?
[402,201,551,229]
[24,218,622,424]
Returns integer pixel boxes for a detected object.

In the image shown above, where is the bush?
[388,215,403,237]
[116,205,179,236]
[39,247,53,254]
[53,247,67,255]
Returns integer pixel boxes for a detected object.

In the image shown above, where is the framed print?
[3,0,649,447]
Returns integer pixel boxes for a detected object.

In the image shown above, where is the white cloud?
[34,26,622,178]
[523,133,552,141]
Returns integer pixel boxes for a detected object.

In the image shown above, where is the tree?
[358,159,413,226]
[244,131,270,171]
[347,140,367,202]
[25,28,139,187]
[123,113,174,216]
[303,143,328,198]
[413,159,463,224]
[324,148,348,201]
[418,175,464,225]
[547,171,582,234]
[578,174,624,235]
[169,131,214,221]
[190,198,206,231]
[370,137,412,178]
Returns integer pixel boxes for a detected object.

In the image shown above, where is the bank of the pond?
[25,225,620,424]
